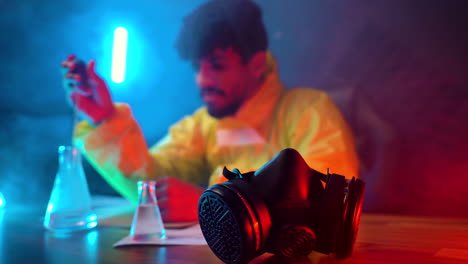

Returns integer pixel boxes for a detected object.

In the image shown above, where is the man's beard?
[206,102,241,119]
[201,87,244,118]
[201,87,241,118]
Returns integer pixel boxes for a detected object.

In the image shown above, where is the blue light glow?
[86,230,99,245]
[98,18,162,101]
[86,221,98,229]
[46,202,54,213]
[0,192,5,208]
[111,27,128,83]
[87,214,97,221]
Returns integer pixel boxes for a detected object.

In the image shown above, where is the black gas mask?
[198,148,365,264]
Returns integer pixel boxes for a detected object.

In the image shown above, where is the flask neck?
[57,145,81,169]
[137,181,158,205]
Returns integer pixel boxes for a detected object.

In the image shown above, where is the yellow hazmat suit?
[74,55,359,204]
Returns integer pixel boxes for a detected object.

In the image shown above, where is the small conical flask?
[130,180,167,240]
[43,145,97,232]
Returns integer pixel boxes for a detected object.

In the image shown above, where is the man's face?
[195,48,258,119]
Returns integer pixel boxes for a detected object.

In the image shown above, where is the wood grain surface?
[1,198,467,264]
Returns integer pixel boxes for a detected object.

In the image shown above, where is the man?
[62,0,359,223]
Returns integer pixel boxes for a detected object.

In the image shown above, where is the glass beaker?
[130,180,166,240]
[43,145,97,232]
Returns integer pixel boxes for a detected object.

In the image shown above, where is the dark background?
[1,0,467,217]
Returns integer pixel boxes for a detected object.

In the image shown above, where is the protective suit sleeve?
[74,103,210,204]
[279,89,359,178]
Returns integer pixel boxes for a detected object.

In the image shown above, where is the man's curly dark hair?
[175,0,268,64]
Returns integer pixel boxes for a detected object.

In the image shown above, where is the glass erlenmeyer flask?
[130,180,166,240]
[43,145,97,232]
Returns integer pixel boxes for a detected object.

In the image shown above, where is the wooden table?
[1,196,467,264]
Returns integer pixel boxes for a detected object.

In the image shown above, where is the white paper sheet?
[113,224,207,247]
